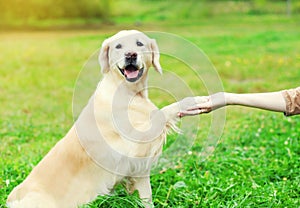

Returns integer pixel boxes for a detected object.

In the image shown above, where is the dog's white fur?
[6,30,182,208]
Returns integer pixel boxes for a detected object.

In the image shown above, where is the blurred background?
[0,0,299,30]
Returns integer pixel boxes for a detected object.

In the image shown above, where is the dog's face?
[99,30,162,83]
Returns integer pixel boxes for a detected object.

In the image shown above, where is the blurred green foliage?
[0,0,300,29]
[0,0,111,24]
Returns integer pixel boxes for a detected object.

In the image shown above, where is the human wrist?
[224,92,233,105]
[210,92,227,110]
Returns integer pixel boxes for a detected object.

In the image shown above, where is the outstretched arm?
[178,91,287,117]
[226,91,286,111]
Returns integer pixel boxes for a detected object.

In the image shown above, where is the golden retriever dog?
[7,30,191,208]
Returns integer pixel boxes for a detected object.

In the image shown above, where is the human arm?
[226,91,286,112]
[178,91,288,117]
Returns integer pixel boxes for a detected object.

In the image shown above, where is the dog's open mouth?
[118,64,144,82]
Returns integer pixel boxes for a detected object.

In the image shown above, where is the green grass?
[1,5,300,208]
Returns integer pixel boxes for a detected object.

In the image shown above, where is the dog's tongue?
[124,69,139,79]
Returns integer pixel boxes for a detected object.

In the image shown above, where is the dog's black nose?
[125,52,137,64]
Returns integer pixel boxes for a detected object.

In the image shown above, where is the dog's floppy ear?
[99,39,110,74]
[150,39,162,74]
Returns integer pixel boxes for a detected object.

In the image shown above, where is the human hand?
[177,96,212,117]
[178,92,226,117]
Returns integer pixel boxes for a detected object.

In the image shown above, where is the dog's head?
[99,30,162,83]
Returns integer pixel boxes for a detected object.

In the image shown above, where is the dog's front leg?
[129,177,153,208]
[161,97,201,121]
[160,102,180,122]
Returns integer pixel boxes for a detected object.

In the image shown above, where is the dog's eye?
[136,41,144,47]
[115,44,122,49]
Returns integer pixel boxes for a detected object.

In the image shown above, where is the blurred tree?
[0,0,112,24]
[286,0,291,16]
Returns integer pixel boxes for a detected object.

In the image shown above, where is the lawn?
[1,3,300,208]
